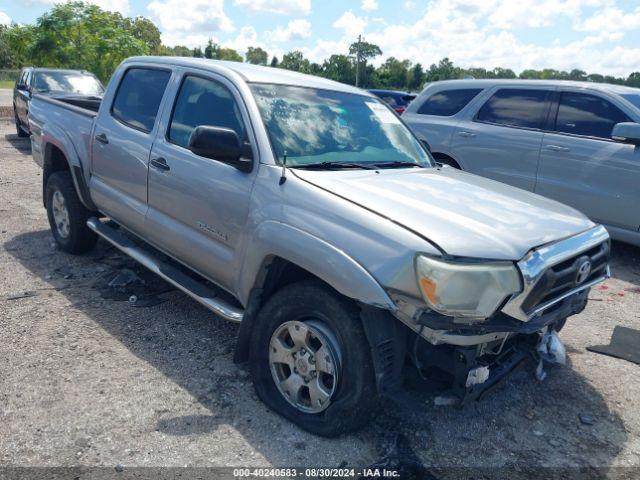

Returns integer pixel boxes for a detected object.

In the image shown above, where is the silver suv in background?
[403,80,640,247]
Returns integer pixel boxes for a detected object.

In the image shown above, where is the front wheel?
[249,281,378,436]
[45,172,97,254]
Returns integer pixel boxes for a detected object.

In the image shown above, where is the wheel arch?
[431,151,462,169]
[42,141,96,211]
[233,222,397,364]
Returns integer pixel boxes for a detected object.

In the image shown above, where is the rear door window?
[554,92,631,139]
[417,88,482,116]
[476,88,550,129]
[111,68,171,133]
[168,75,246,149]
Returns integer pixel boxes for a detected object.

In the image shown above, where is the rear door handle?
[545,144,570,152]
[457,131,476,138]
[95,133,108,144]
[150,157,170,171]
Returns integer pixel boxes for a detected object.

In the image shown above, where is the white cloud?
[87,0,131,15]
[232,0,311,15]
[266,19,311,42]
[350,0,640,77]
[575,6,640,32]
[0,10,11,25]
[333,10,367,38]
[362,0,378,12]
[302,39,351,63]
[148,0,234,45]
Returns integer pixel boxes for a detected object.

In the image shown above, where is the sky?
[2,0,640,77]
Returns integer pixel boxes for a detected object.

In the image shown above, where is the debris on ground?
[365,433,434,480]
[587,326,640,366]
[5,291,37,301]
[579,414,596,426]
[108,269,142,288]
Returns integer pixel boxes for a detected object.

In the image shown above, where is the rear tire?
[15,114,28,137]
[45,172,97,254]
[249,281,378,436]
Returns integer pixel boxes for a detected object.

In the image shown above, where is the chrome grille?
[520,243,609,312]
[502,225,611,321]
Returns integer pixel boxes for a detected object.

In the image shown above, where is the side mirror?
[611,122,640,146]
[16,83,29,93]
[188,126,253,172]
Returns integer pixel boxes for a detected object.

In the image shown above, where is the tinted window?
[417,88,482,116]
[112,68,171,133]
[169,76,245,149]
[555,92,631,139]
[18,70,27,86]
[477,89,549,129]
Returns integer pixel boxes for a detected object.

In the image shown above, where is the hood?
[293,167,595,260]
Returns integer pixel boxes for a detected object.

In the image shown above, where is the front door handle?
[95,133,109,145]
[150,157,170,171]
[545,144,570,152]
[457,131,476,138]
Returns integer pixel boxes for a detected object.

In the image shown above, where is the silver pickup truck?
[29,57,611,436]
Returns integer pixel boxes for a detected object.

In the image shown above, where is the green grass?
[0,80,15,89]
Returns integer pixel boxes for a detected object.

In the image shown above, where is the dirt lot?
[1,118,639,478]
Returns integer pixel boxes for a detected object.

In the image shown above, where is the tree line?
[2,1,640,91]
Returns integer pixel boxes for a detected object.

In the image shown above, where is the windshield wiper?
[291,161,378,170]
[370,161,425,169]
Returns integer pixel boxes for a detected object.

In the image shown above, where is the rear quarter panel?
[28,95,97,197]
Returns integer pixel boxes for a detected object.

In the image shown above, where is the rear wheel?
[45,172,97,254]
[249,281,377,436]
[15,114,28,137]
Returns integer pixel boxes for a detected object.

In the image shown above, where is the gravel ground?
[1,119,639,478]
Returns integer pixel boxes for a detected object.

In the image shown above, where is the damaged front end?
[389,225,611,404]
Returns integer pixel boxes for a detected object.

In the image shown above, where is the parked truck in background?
[13,68,104,137]
[28,57,610,436]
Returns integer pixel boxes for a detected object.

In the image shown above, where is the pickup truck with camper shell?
[28,57,611,436]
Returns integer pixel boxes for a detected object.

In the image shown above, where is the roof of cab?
[423,78,640,95]
[124,56,371,96]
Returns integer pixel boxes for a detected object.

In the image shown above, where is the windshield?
[621,93,640,111]
[33,71,104,96]
[250,83,433,168]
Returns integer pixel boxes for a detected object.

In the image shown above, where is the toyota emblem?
[576,259,592,285]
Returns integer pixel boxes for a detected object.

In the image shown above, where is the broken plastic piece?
[537,330,566,365]
[465,365,490,387]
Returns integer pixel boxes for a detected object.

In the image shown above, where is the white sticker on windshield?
[366,102,401,124]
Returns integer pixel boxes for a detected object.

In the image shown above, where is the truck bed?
[28,94,100,175]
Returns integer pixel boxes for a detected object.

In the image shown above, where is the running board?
[87,217,244,323]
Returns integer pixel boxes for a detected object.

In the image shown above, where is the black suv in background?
[368,89,416,114]
[13,67,104,137]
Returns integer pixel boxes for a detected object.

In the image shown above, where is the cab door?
[144,71,256,292]
[450,87,554,191]
[535,90,640,231]
[90,66,172,234]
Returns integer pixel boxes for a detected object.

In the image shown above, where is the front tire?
[249,281,378,436]
[45,172,97,254]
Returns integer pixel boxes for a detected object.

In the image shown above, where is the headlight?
[416,255,522,319]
